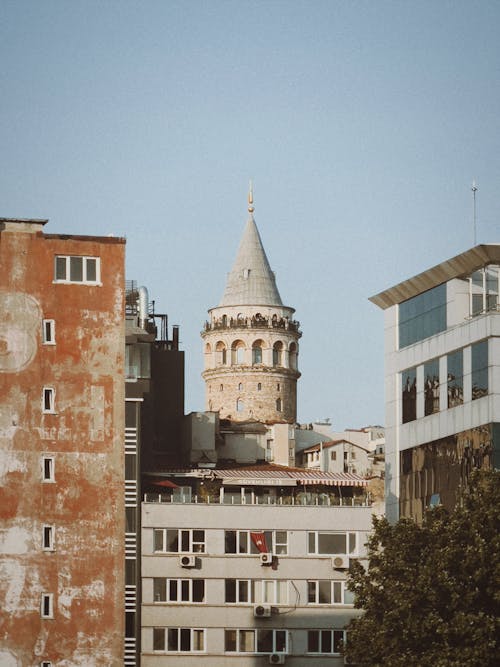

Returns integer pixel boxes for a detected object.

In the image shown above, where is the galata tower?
[201,187,301,423]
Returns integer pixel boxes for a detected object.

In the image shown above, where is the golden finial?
[248,180,255,215]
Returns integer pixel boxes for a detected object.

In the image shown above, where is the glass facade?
[424,358,439,416]
[470,265,499,315]
[402,367,417,423]
[399,424,498,521]
[399,283,447,348]
[447,350,463,408]
[471,340,488,400]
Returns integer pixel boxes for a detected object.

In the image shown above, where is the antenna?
[471,179,478,246]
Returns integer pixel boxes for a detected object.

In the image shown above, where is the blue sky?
[2,0,499,428]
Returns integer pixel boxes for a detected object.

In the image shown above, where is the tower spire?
[248,180,254,217]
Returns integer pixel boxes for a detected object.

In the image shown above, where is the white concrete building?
[370,244,500,522]
[140,467,371,666]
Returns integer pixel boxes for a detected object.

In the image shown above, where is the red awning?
[150,479,179,488]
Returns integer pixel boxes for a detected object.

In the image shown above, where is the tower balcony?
[202,314,301,336]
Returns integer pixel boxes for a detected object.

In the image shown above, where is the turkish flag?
[250,532,269,554]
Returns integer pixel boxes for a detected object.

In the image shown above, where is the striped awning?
[214,468,367,487]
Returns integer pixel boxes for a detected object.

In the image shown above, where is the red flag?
[250,531,269,554]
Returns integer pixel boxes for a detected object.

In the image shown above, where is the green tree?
[345,470,500,667]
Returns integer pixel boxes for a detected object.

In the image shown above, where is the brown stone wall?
[0,226,125,666]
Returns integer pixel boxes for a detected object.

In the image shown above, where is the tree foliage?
[345,470,500,667]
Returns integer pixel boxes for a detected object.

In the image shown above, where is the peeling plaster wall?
[0,226,125,666]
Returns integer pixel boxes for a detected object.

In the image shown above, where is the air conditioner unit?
[331,555,349,569]
[269,654,285,665]
[253,604,272,618]
[179,554,196,568]
[260,552,273,565]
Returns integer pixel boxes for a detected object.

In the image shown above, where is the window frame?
[42,456,55,483]
[307,580,354,605]
[42,525,55,551]
[224,530,288,556]
[153,578,205,603]
[307,531,357,555]
[153,627,205,653]
[306,629,346,655]
[40,593,54,619]
[42,319,56,345]
[153,528,206,554]
[224,628,288,654]
[42,387,56,414]
[54,255,101,285]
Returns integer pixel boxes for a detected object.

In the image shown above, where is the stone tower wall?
[202,304,301,423]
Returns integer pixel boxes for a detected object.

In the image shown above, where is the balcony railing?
[143,493,370,507]
[203,315,301,334]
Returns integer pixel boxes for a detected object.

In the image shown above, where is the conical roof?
[219,214,283,307]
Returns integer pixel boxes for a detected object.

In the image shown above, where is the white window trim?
[42,319,56,345]
[225,530,289,556]
[42,387,56,414]
[42,525,55,551]
[53,255,102,285]
[225,578,254,604]
[42,456,55,483]
[225,628,289,654]
[306,629,346,655]
[40,593,54,619]
[153,528,206,554]
[307,531,357,556]
[153,578,205,603]
[153,627,206,653]
[307,580,354,606]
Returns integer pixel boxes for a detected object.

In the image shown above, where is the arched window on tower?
[236,398,244,412]
[276,398,282,412]
[231,340,245,365]
[273,341,283,367]
[252,340,264,365]
[238,382,243,392]
[221,314,227,327]
[289,342,298,370]
[216,341,227,365]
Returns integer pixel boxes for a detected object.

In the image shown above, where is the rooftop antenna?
[248,180,254,218]
[472,179,478,246]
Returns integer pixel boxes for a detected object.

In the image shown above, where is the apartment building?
[0,218,125,666]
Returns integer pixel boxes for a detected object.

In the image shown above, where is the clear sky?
[2,0,499,429]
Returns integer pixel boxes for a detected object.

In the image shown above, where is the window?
[471,340,488,400]
[225,530,288,555]
[289,342,298,369]
[153,578,205,603]
[447,349,464,408]
[219,384,223,391]
[42,320,55,344]
[331,451,337,461]
[307,531,357,555]
[232,341,245,365]
[216,342,227,365]
[153,529,205,553]
[273,341,283,366]
[257,382,262,391]
[41,593,53,618]
[424,358,440,416]
[276,398,282,412]
[307,580,354,605]
[307,629,346,654]
[236,398,244,412]
[153,627,205,652]
[40,662,52,667]
[402,367,416,423]
[42,456,54,482]
[252,341,263,364]
[54,255,100,284]
[42,387,55,414]
[225,629,288,653]
[399,283,447,348]
[225,579,253,603]
[42,525,55,551]
[238,382,243,392]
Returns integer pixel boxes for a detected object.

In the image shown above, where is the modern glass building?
[370,244,500,522]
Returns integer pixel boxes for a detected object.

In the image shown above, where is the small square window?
[42,388,55,414]
[40,662,52,667]
[42,456,55,482]
[42,320,56,345]
[41,593,54,618]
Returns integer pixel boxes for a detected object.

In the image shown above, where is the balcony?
[203,314,301,335]
[143,492,370,507]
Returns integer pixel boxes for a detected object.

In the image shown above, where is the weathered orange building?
[0,218,125,666]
